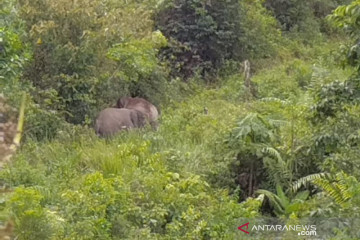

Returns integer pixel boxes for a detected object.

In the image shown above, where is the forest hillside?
[1,0,360,239]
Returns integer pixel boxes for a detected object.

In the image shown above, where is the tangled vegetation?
[1,0,360,239]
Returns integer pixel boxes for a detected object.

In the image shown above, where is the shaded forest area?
[1,0,360,239]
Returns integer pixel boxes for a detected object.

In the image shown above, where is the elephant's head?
[116,97,129,108]
[130,109,146,128]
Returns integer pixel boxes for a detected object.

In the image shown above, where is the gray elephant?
[95,108,146,137]
[116,97,159,129]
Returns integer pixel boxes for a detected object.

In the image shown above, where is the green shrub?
[9,188,62,240]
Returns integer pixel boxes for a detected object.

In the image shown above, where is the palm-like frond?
[233,113,279,142]
[291,173,329,193]
[262,147,284,165]
[256,185,310,217]
[262,147,291,185]
[256,189,285,215]
[276,185,290,208]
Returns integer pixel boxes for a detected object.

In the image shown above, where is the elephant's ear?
[116,98,123,108]
[130,110,146,127]
[116,97,127,108]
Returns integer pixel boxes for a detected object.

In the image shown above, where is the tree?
[155,0,245,79]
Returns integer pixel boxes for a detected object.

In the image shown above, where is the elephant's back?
[125,98,159,121]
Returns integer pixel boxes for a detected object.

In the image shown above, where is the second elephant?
[116,97,159,129]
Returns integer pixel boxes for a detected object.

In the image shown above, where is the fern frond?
[259,97,290,105]
[262,147,291,185]
[291,173,329,193]
[313,178,348,204]
[262,147,283,164]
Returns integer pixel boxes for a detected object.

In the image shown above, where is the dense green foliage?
[264,0,351,34]
[2,0,360,239]
[155,0,280,79]
[18,0,170,126]
[155,0,245,79]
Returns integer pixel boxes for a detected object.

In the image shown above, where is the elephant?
[116,97,159,130]
[95,108,146,137]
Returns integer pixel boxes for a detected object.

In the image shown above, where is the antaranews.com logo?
[236,218,360,239]
[238,222,317,237]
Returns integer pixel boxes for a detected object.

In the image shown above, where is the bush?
[9,188,62,239]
